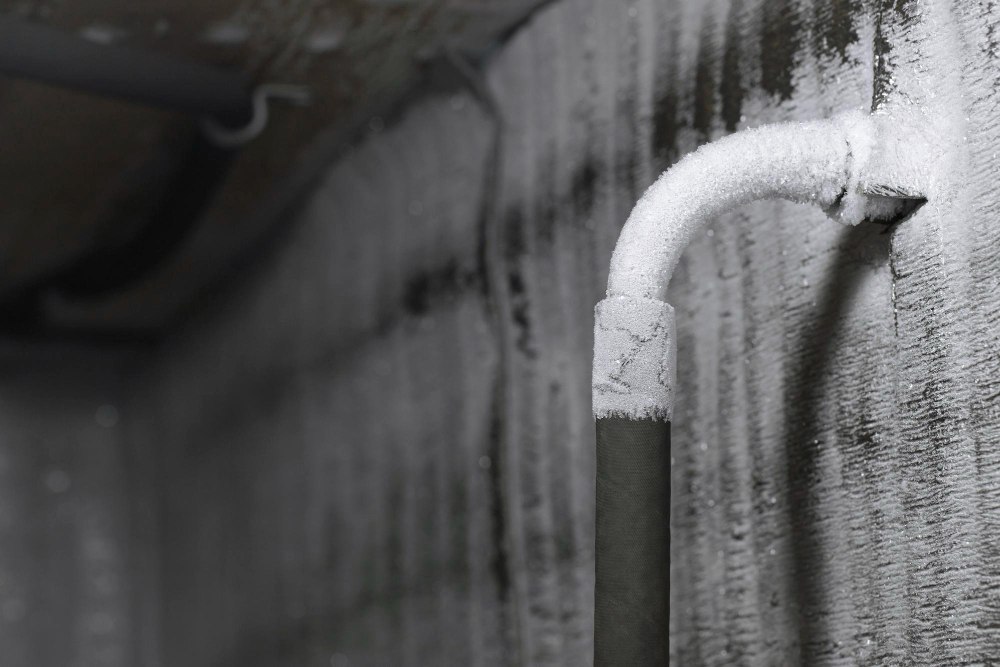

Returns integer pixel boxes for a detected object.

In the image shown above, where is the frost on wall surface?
[0,348,150,667]
[138,0,1000,665]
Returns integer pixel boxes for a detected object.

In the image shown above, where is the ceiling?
[0,0,546,338]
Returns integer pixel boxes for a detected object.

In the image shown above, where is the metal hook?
[201,83,313,149]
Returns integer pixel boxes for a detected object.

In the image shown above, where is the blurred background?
[1,1,999,666]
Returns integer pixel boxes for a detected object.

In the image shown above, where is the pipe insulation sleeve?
[593,296,676,422]
[594,111,874,421]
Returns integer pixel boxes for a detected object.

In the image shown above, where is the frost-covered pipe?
[593,111,876,666]
[608,113,874,303]
[596,111,874,421]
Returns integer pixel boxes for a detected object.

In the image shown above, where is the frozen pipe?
[592,110,879,666]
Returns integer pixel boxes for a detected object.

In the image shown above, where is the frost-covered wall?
[136,0,1000,665]
[0,346,153,667]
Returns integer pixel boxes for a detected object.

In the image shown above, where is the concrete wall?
[127,0,1000,665]
[0,345,153,667]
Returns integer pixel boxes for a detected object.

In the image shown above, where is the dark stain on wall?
[620,8,643,201]
[536,155,559,244]
[498,206,536,358]
[571,160,599,219]
[721,0,745,132]
[872,0,919,110]
[502,206,527,262]
[652,88,679,167]
[507,269,537,359]
[814,0,861,62]
[760,0,802,101]
[652,27,680,166]
[385,461,405,623]
[618,146,641,205]
[526,155,601,232]
[871,5,894,110]
[616,74,641,200]
[548,382,576,567]
[987,0,1000,61]
[486,398,513,637]
[693,13,719,137]
[449,469,471,582]
[418,429,441,599]
[919,375,950,431]
[460,88,517,663]
[402,259,478,316]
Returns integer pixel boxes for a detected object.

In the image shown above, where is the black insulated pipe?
[0,16,253,127]
[595,417,671,665]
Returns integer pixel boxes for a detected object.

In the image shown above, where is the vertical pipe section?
[595,417,671,665]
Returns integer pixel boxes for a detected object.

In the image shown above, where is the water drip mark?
[652,26,680,165]
[871,0,919,110]
[760,0,802,101]
[445,49,521,664]
[507,270,536,359]
[693,12,719,138]
[720,0,745,132]
[570,160,599,220]
[814,0,862,63]
[401,260,478,316]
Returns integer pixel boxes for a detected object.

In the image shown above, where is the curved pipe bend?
[609,111,874,300]
[594,110,876,421]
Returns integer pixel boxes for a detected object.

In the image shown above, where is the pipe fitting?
[593,295,676,421]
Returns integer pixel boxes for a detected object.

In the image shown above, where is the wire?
[201,84,313,149]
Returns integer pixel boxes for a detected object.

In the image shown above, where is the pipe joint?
[593,295,676,421]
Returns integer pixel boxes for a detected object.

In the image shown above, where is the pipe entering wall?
[592,110,911,666]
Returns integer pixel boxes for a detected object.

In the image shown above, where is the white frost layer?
[607,111,874,301]
[595,111,883,419]
[593,296,675,421]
